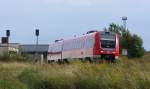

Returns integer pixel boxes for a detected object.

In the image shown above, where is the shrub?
[108,23,145,58]
[0,53,32,62]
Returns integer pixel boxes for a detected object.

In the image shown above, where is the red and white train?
[48,31,119,63]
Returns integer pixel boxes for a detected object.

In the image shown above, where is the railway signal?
[6,30,10,54]
[6,30,10,37]
[35,29,39,45]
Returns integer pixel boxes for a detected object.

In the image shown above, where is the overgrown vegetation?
[0,53,32,62]
[0,54,150,89]
[108,23,145,58]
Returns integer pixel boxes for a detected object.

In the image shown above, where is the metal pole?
[122,17,128,55]
[7,37,9,54]
[123,20,126,29]
[6,30,10,54]
[36,36,39,46]
[35,29,39,62]
[122,16,127,30]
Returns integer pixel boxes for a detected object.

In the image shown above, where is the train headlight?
[101,51,104,53]
[115,56,119,59]
[112,52,116,54]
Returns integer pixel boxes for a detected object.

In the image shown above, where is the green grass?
[0,55,150,89]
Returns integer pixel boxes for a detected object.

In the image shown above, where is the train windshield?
[101,39,116,49]
[100,32,116,49]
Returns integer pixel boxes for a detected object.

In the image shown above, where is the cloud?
[44,0,64,4]
[42,0,119,8]
[43,0,92,7]
[67,0,91,7]
[47,0,150,9]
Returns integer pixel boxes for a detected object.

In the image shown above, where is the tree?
[108,23,145,58]
[127,34,145,58]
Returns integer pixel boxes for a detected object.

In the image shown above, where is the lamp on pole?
[122,16,127,30]
[122,16,128,56]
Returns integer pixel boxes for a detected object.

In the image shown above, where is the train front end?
[98,31,119,61]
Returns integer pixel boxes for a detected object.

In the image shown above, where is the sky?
[0,0,150,50]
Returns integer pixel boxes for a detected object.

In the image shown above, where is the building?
[19,44,49,61]
[0,43,20,55]
[0,43,49,63]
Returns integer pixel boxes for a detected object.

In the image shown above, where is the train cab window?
[100,32,116,49]
[101,40,116,49]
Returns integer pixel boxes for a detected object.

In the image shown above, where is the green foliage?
[19,69,52,89]
[0,63,28,89]
[108,23,145,58]
[127,34,145,58]
[0,53,11,62]
[0,53,32,62]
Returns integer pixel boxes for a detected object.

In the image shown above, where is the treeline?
[108,23,145,58]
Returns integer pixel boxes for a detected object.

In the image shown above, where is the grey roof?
[0,43,20,49]
[19,44,49,53]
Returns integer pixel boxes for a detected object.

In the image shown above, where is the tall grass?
[0,53,33,62]
[0,56,150,89]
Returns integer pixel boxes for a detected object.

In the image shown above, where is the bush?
[108,23,145,58]
[127,34,145,58]
[0,53,32,62]
[0,53,11,62]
